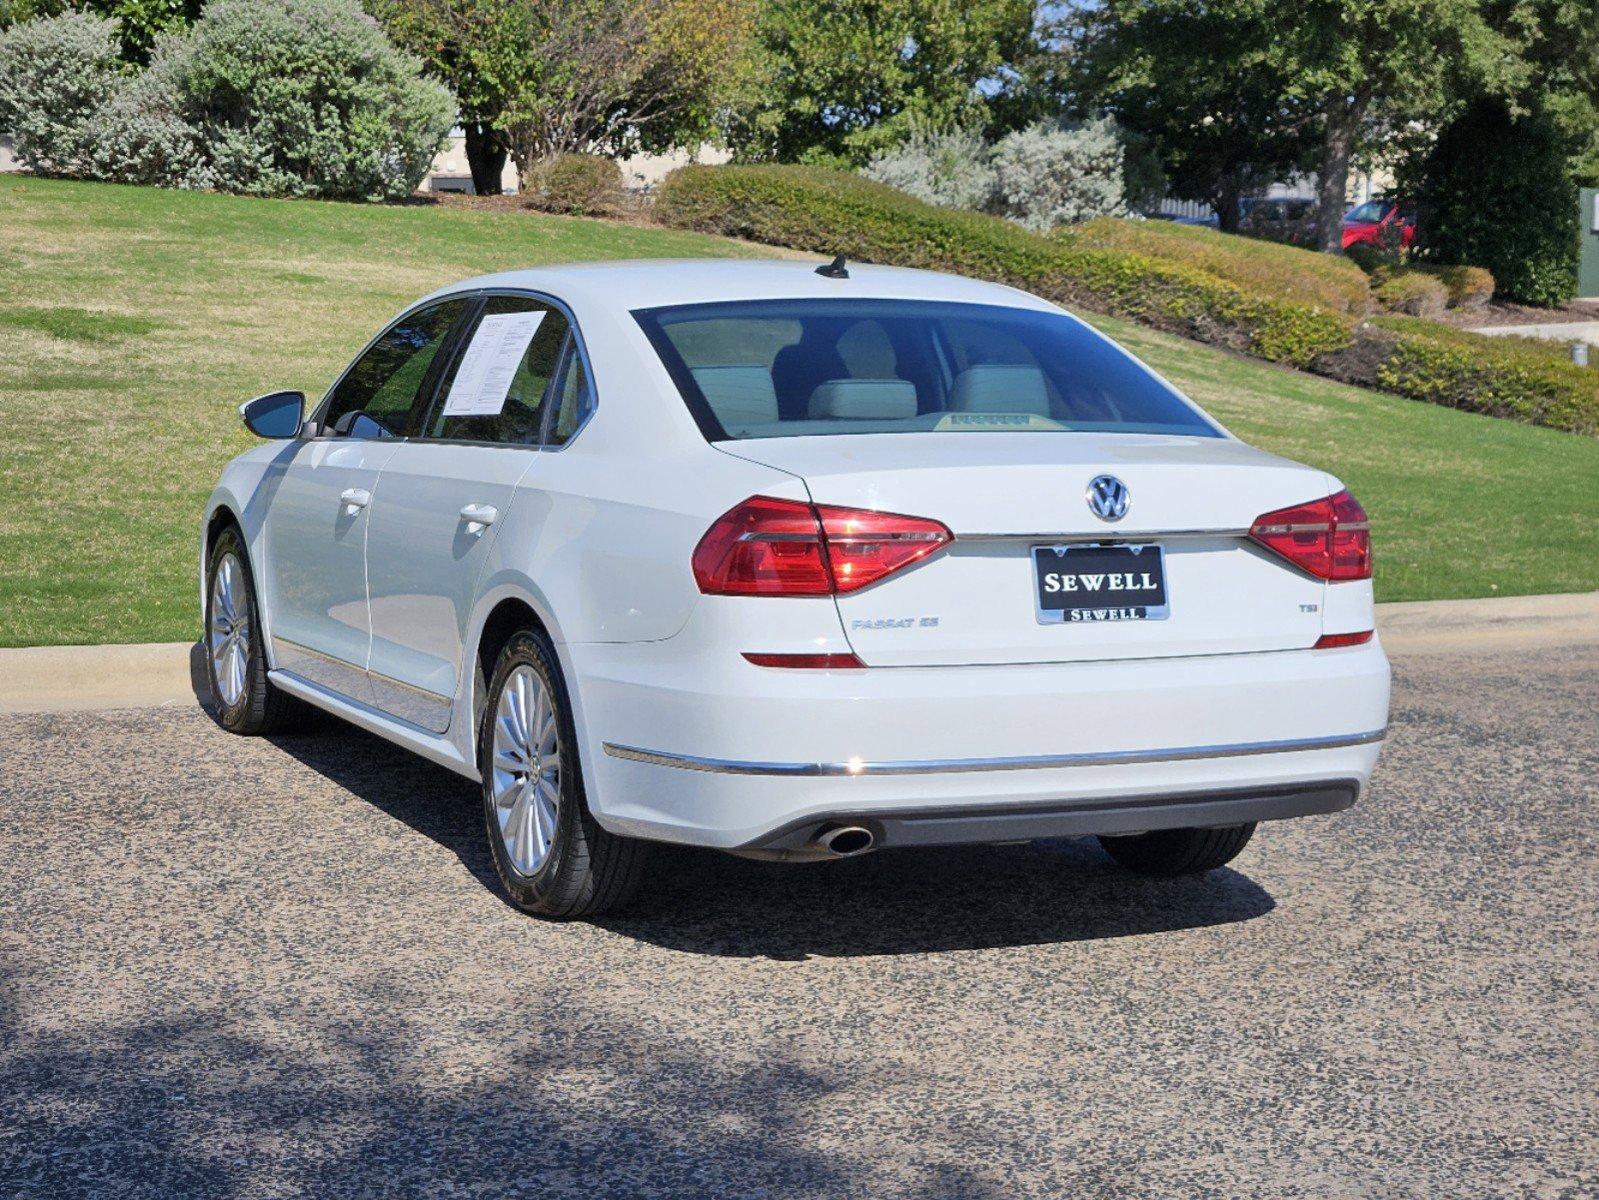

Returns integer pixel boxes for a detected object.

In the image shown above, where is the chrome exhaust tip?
[815,824,875,857]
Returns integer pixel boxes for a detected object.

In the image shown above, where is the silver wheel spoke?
[528,685,545,751]
[507,788,531,864]
[491,772,521,808]
[526,781,546,853]
[535,779,559,841]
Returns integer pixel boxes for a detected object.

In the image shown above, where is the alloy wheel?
[208,552,250,708]
[490,665,562,876]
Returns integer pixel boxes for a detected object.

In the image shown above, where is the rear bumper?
[568,636,1390,850]
[737,780,1360,856]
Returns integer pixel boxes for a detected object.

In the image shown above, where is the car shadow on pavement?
[613,841,1274,960]
[254,709,1275,960]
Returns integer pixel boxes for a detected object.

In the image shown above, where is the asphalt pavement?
[0,645,1595,1198]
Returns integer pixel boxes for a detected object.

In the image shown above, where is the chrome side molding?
[602,729,1387,778]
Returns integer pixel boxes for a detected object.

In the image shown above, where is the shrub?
[1414,98,1579,308]
[1373,269,1449,318]
[521,154,627,217]
[0,12,123,177]
[1345,243,1387,275]
[1074,217,1372,315]
[2,0,454,200]
[861,125,997,213]
[653,164,1353,366]
[1365,317,1599,435]
[1427,264,1495,310]
[991,117,1127,231]
[136,0,454,200]
[1354,251,1497,312]
[84,65,212,189]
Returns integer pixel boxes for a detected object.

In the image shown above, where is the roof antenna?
[815,253,849,280]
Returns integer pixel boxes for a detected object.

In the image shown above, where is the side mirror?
[241,390,306,439]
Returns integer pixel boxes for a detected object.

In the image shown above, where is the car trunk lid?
[718,433,1333,666]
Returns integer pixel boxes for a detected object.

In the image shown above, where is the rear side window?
[634,299,1220,441]
[323,299,467,438]
[547,335,594,446]
[423,296,570,444]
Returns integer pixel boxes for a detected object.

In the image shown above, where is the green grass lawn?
[1,177,1595,646]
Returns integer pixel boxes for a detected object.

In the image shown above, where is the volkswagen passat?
[202,260,1390,917]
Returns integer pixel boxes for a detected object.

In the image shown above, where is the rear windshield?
[633,299,1221,441]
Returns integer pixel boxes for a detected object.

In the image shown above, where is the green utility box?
[1580,188,1599,298]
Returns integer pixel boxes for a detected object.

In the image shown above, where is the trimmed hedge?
[1074,216,1373,316]
[654,165,1353,367]
[1314,317,1599,436]
[653,164,1595,436]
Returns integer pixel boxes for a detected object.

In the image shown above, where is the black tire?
[479,628,647,918]
[1097,823,1256,876]
[204,525,313,735]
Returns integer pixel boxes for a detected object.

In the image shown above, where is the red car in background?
[1343,200,1417,251]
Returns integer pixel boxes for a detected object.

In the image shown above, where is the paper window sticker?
[441,310,547,417]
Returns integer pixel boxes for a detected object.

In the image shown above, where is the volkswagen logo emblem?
[1086,474,1130,522]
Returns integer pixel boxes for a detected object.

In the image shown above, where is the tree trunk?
[1216,175,1243,234]
[464,122,508,197]
[1314,97,1364,254]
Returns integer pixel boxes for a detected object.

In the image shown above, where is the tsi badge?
[1086,474,1130,522]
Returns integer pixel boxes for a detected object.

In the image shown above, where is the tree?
[1070,1,1308,231]
[1267,0,1520,252]
[371,0,752,192]
[1413,97,1579,305]
[498,0,753,174]
[368,0,526,193]
[1481,0,1599,181]
[725,0,1035,165]
[0,0,202,64]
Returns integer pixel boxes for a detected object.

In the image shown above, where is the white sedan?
[202,259,1390,917]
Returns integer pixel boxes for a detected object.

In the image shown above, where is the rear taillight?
[693,496,952,596]
[816,502,952,592]
[1249,490,1372,581]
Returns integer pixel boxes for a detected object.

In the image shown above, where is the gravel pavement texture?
[1,646,1595,1198]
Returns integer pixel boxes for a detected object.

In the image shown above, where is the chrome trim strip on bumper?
[962,528,1249,544]
[602,729,1388,778]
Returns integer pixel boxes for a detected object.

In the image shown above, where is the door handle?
[459,503,498,529]
[340,487,371,510]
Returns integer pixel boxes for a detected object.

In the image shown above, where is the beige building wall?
[419,135,731,196]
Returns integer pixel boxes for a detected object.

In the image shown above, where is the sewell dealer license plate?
[1033,543,1170,624]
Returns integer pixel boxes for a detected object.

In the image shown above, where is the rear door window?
[422,296,570,444]
[547,334,595,446]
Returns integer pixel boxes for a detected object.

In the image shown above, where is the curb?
[0,641,203,715]
[1,592,1595,714]
[1374,590,1599,655]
